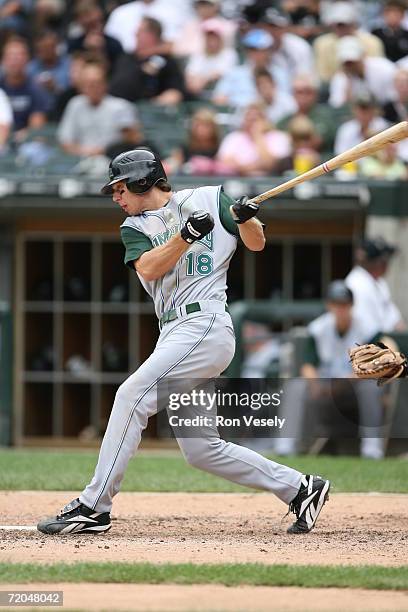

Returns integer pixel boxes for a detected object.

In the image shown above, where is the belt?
[159,301,229,329]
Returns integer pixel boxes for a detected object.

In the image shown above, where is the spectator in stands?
[314,1,384,83]
[174,0,236,57]
[345,238,405,339]
[106,120,158,160]
[53,51,87,120]
[259,7,316,78]
[67,0,123,71]
[32,0,65,35]
[277,74,336,152]
[109,17,185,106]
[383,68,408,122]
[372,0,408,63]
[286,115,321,174]
[58,62,138,157]
[359,141,408,180]
[329,36,397,108]
[217,102,292,176]
[275,280,386,459]
[166,107,226,175]
[213,29,290,108]
[0,87,13,152]
[0,37,51,139]
[28,31,70,110]
[185,19,238,98]
[334,93,389,155]
[0,0,32,36]
[254,68,297,124]
[281,0,324,42]
[104,0,191,54]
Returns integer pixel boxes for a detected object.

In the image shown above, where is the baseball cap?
[242,29,274,50]
[201,17,228,37]
[262,7,290,27]
[353,91,377,108]
[326,1,357,25]
[337,36,364,62]
[326,280,354,304]
[360,238,397,260]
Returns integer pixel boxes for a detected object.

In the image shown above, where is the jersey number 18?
[186,252,213,276]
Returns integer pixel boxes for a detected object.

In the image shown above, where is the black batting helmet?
[101,147,167,195]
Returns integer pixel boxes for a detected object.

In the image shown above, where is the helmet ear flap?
[127,177,149,193]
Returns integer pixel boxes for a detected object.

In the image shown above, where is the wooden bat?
[252,121,408,205]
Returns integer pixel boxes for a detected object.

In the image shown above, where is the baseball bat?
[252,121,408,205]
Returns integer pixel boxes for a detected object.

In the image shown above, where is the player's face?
[111,181,148,215]
[327,302,353,328]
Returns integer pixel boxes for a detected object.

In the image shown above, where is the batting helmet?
[101,147,167,195]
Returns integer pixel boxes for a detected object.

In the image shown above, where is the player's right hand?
[180,210,214,244]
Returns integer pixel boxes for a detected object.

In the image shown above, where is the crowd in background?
[1,0,408,179]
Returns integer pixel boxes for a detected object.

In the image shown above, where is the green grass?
[1,562,408,590]
[1,449,408,493]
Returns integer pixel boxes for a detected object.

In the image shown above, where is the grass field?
[1,449,408,493]
[2,449,408,610]
[1,562,408,591]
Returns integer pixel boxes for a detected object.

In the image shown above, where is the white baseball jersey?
[121,186,238,317]
[345,265,403,338]
[308,311,375,377]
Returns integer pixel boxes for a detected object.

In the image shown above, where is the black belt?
[159,302,229,328]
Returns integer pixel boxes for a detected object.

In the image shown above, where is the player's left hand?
[230,196,259,225]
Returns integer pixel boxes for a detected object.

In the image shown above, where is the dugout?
[0,174,408,447]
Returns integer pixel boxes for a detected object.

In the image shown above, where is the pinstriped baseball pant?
[80,312,302,513]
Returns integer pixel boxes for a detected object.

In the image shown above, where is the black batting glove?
[230,196,259,225]
[180,210,214,244]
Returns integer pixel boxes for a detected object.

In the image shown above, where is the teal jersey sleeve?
[303,335,320,367]
[120,226,153,269]
[218,188,239,237]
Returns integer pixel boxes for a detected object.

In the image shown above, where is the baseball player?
[37,147,330,535]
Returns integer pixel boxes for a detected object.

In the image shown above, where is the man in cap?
[185,18,238,96]
[328,35,397,108]
[314,1,384,83]
[345,238,405,340]
[212,29,290,107]
[259,7,315,78]
[275,280,386,459]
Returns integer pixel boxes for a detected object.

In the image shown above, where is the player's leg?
[37,314,230,533]
[356,380,385,459]
[274,378,309,456]
[167,316,330,533]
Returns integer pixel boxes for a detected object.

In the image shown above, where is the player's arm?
[121,211,214,282]
[229,196,265,252]
[136,235,189,281]
[300,336,320,379]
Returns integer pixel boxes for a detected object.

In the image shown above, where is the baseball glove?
[349,342,408,386]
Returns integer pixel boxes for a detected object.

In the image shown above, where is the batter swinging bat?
[252,121,408,205]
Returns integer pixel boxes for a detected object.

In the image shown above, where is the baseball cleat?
[37,498,111,535]
[287,474,330,534]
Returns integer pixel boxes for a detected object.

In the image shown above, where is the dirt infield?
[1,491,408,566]
[1,583,408,612]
